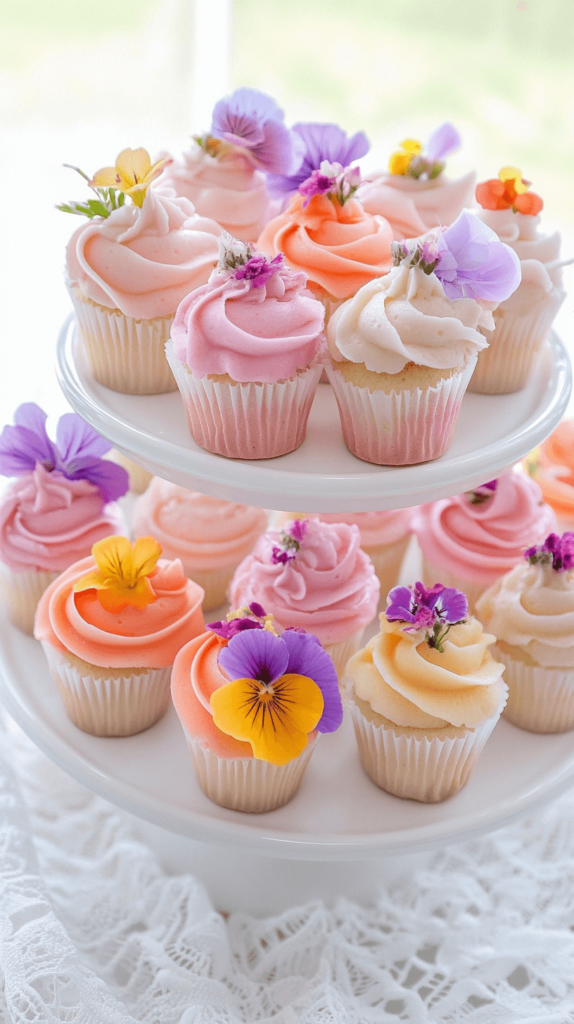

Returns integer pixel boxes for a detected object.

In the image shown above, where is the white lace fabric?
[1,710,574,1023]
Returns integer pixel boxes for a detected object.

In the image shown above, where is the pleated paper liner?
[0,566,59,636]
[494,643,574,733]
[421,555,490,615]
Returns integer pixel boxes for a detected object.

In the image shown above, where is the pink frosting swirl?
[281,509,413,548]
[0,465,125,573]
[66,188,221,319]
[414,472,557,586]
[229,519,380,644]
[171,264,325,384]
[358,170,477,240]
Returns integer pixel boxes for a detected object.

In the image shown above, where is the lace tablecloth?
[1,709,574,1024]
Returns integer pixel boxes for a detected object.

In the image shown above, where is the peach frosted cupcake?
[172,605,343,812]
[325,211,521,466]
[35,536,205,737]
[347,582,507,802]
[229,518,380,677]
[358,122,476,240]
[477,532,574,733]
[132,479,268,611]
[524,422,574,529]
[414,472,556,612]
[61,149,221,394]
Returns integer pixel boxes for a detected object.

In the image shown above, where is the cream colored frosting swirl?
[358,170,477,240]
[347,613,505,728]
[327,265,488,374]
[476,561,574,668]
[477,209,561,266]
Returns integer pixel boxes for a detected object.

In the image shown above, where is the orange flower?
[475,166,543,215]
[73,535,162,613]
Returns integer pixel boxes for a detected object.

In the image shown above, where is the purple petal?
[435,587,468,624]
[211,88,303,175]
[56,413,110,463]
[249,601,267,618]
[425,122,461,163]
[0,403,56,476]
[64,456,129,503]
[219,629,289,685]
[281,630,342,734]
[385,585,416,623]
[436,211,521,302]
[266,122,370,197]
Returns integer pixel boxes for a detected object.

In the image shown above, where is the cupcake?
[346,582,507,802]
[259,123,393,318]
[477,533,574,733]
[524,422,574,529]
[171,605,343,812]
[0,404,129,635]
[158,88,304,241]
[325,211,521,466]
[132,479,268,610]
[167,233,325,460]
[35,535,205,737]
[61,149,221,394]
[470,168,567,393]
[229,518,380,677]
[358,123,476,240]
[414,472,557,612]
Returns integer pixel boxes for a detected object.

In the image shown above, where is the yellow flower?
[499,165,529,195]
[90,148,168,208]
[210,673,324,766]
[74,535,162,613]
[389,138,422,176]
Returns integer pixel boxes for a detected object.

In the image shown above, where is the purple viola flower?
[433,586,469,625]
[386,581,467,653]
[433,210,521,303]
[210,88,305,175]
[525,532,574,573]
[266,122,369,198]
[208,603,270,639]
[0,403,128,503]
[234,252,284,288]
[218,627,342,734]
[425,122,461,163]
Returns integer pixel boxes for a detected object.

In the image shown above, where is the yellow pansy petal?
[400,138,422,154]
[131,536,162,578]
[146,156,169,182]
[73,569,107,594]
[92,535,134,579]
[499,165,522,182]
[90,166,121,187]
[271,674,324,734]
[98,577,156,613]
[115,147,153,188]
[389,151,412,175]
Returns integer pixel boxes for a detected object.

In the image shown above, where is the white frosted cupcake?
[346,582,507,802]
[477,532,574,733]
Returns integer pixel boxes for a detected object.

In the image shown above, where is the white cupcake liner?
[69,284,177,395]
[42,642,172,737]
[324,357,476,466]
[184,563,238,613]
[109,451,153,494]
[166,340,323,460]
[469,293,563,395]
[350,696,506,803]
[494,644,574,733]
[324,628,366,680]
[421,555,490,615]
[183,730,318,812]
[0,565,59,636]
[367,536,411,600]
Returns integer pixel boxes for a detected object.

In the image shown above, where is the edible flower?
[475,166,544,216]
[90,148,168,208]
[525,532,574,573]
[210,628,342,765]
[298,161,361,208]
[207,87,305,174]
[389,123,461,180]
[73,535,162,613]
[466,479,498,505]
[0,403,128,503]
[216,231,285,288]
[208,602,276,639]
[386,581,468,653]
[271,519,308,565]
[266,122,369,198]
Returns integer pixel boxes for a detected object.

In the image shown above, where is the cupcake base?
[368,535,411,599]
[324,629,366,680]
[0,565,59,636]
[185,564,237,613]
[495,644,574,733]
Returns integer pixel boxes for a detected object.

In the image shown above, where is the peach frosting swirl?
[66,187,221,319]
[0,465,125,573]
[35,555,205,668]
[530,422,574,522]
[256,193,393,300]
[347,613,506,729]
[476,561,574,668]
[415,473,557,586]
[358,170,477,241]
[327,265,488,374]
[132,479,268,572]
[229,519,380,645]
[170,263,325,384]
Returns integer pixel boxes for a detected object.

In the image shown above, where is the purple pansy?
[0,403,129,503]
[234,252,284,288]
[271,519,309,565]
[434,210,521,303]
[425,122,461,164]
[210,88,305,175]
[218,627,342,734]
[525,532,574,573]
[386,581,468,653]
[208,602,269,639]
[266,122,369,198]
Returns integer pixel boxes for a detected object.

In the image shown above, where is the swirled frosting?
[347,613,505,728]
[229,519,380,644]
[158,145,274,241]
[327,265,488,374]
[415,473,556,585]
[35,554,205,668]
[132,479,268,572]
[530,422,574,522]
[0,465,125,573]
[170,263,325,383]
[477,208,561,266]
[477,561,574,668]
[256,194,393,300]
[66,187,221,319]
[280,509,413,549]
[358,170,477,241]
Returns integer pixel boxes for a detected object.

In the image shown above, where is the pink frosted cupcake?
[524,422,574,530]
[229,518,380,677]
[167,233,325,460]
[414,472,557,612]
[61,149,221,394]
[358,123,476,240]
[325,211,521,466]
[0,404,128,635]
[132,478,268,611]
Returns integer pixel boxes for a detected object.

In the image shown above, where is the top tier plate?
[57,315,571,512]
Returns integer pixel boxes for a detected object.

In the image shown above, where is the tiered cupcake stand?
[0,313,572,914]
